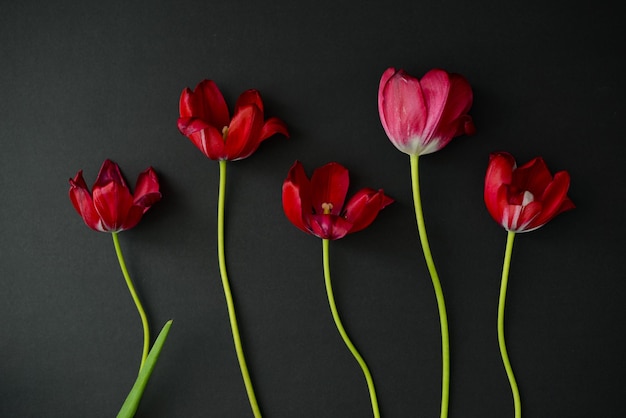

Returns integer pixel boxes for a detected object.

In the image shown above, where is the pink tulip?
[177,79,289,161]
[282,161,393,240]
[69,159,161,232]
[484,152,574,232]
[378,67,475,155]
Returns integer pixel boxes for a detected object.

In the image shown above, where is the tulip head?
[282,161,393,240]
[69,159,161,232]
[378,67,475,156]
[177,79,289,161]
[484,152,574,233]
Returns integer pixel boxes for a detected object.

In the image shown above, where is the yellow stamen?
[222,126,229,141]
[321,202,333,215]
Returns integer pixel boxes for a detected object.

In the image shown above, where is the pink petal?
[343,188,393,233]
[378,68,427,152]
[282,161,312,234]
[420,70,474,151]
[310,162,349,216]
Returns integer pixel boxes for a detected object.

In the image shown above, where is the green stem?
[111,231,150,372]
[409,154,450,418]
[322,239,380,418]
[217,160,262,418]
[498,230,521,418]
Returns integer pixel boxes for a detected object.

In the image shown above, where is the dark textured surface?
[1,0,624,416]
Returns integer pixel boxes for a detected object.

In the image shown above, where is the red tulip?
[177,79,289,161]
[484,152,574,232]
[282,161,393,240]
[378,67,475,156]
[69,159,161,232]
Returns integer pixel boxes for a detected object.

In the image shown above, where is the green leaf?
[116,320,173,418]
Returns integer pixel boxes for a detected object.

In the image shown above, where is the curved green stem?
[409,154,450,418]
[322,239,380,418]
[111,232,150,372]
[498,230,521,418]
[217,160,262,418]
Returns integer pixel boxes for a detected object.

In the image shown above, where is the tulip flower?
[378,67,475,156]
[282,161,393,240]
[378,67,475,418]
[484,152,575,233]
[283,161,392,418]
[177,79,289,161]
[69,159,161,232]
[484,152,573,418]
[177,79,289,418]
[68,160,171,417]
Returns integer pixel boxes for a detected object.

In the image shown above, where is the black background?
[1,0,625,417]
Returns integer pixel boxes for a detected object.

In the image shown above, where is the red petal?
[94,159,127,190]
[224,105,264,160]
[235,89,264,114]
[310,162,349,215]
[484,152,515,224]
[343,188,393,233]
[133,167,162,211]
[180,80,230,129]
[282,161,312,234]
[527,170,574,230]
[259,117,289,141]
[69,171,104,231]
[309,214,352,240]
[188,127,226,160]
[177,116,211,137]
[513,157,553,197]
[92,181,134,232]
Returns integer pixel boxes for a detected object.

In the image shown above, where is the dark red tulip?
[484,152,574,232]
[177,79,289,161]
[69,159,161,232]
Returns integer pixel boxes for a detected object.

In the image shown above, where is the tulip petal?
[259,117,290,141]
[94,159,128,190]
[93,181,134,232]
[134,167,162,211]
[235,89,264,114]
[420,70,474,151]
[309,214,352,240]
[513,157,553,197]
[177,116,212,137]
[69,171,104,231]
[180,80,230,129]
[527,171,574,229]
[378,68,428,153]
[282,161,312,234]
[343,188,393,233]
[310,163,349,216]
[188,127,226,160]
[225,105,264,160]
[484,152,515,223]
